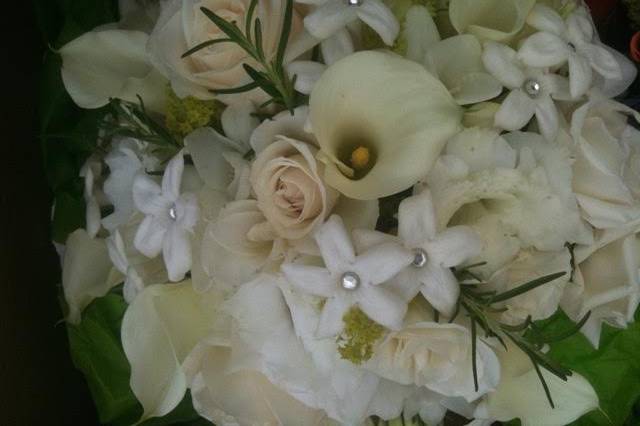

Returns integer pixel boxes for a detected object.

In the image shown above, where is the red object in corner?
[585,0,617,22]
[631,32,640,62]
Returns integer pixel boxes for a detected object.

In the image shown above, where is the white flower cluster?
[58,0,640,425]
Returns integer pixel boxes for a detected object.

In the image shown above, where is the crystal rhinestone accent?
[412,249,428,268]
[523,79,542,98]
[341,272,361,290]
[347,0,362,5]
[168,205,178,220]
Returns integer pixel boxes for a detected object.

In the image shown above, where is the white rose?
[563,228,640,348]
[571,100,640,229]
[148,0,309,102]
[250,123,339,241]
[366,322,500,402]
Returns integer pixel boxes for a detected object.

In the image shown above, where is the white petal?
[534,94,560,142]
[453,72,503,105]
[287,61,327,95]
[85,197,101,238]
[419,265,460,317]
[482,42,525,89]
[122,282,220,421]
[221,101,259,149]
[356,0,400,46]
[163,225,192,282]
[518,32,570,67]
[358,286,406,330]
[281,264,335,297]
[249,106,313,154]
[449,0,535,43]
[303,1,358,40]
[568,54,593,99]
[315,215,356,272]
[106,230,129,274]
[162,150,185,200]
[526,4,565,35]
[596,46,638,97]
[63,230,121,324]
[60,29,166,112]
[427,226,482,268]
[132,174,169,216]
[477,346,598,425]
[317,296,352,337]
[134,215,168,258]
[184,127,236,191]
[583,43,623,80]
[398,191,438,247]
[320,29,354,65]
[354,243,413,285]
[405,5,440,62]
[566,11,594,45]
[495,89,536,131]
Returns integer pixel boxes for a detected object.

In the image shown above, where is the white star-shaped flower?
[80,157,102,238]
[106,229,144,303]
[354,190,482,317]
[282,215,413,337]
[518,4,622,99]
[132,150,199,282]
[482,41,572,142]
[296,0,399,69]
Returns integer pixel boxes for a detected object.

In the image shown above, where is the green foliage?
[68,293,209,425]
[36,0,119,243]
[533,309,640,425]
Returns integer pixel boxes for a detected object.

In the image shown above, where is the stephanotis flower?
[282,215,413,337]
[482,41,571,142]
[132,150,199,282]
[298,0,399,54]
[106,230,145,303]
[354,190,482,317]
[80,157,102,238]
[518,4,622,99]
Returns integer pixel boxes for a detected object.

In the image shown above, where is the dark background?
[0,2,97,424]
[0,0,638,425]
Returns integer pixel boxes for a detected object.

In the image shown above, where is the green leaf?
[276,0,294,67]
[534,310,640,425]
[490,272,567,303]
[67,294,140,426]
[181,38,233,59]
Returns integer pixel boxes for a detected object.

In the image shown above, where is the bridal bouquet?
[46,0,640,424]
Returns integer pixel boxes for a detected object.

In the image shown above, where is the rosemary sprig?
[101,97,180,148]
[453,265,589,408]
[183,0,299,112]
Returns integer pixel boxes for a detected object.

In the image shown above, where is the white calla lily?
[60,29,166,112]
[121,281,221,422]
[62,230,122,324]
[449,0,535,43]
[309,51,462,200]
[474,342,598,426]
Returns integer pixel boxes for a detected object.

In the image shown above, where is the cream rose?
[148,0,309,102]
[250,133,339,241]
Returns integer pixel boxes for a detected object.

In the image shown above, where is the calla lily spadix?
[309,51,463,200]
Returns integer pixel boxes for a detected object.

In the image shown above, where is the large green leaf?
[531,309,640,425]
[67,294,141,425]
